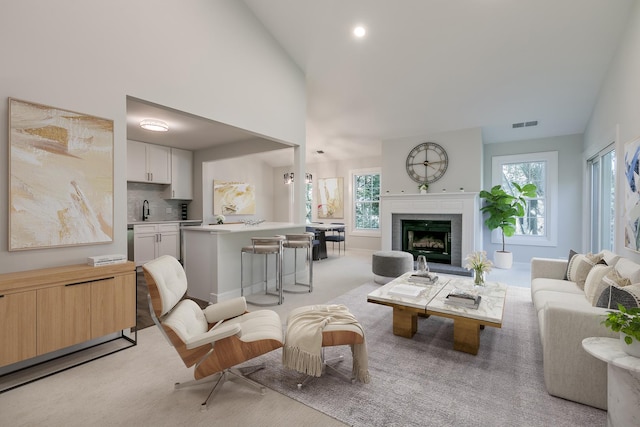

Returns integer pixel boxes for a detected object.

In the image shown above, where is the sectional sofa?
[530,250,640,410]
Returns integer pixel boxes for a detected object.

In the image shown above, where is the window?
[491,152,557,246]
[305,182,313,223]
[588,145,615,252]
[353,170,380,232]
[500,161,545,237]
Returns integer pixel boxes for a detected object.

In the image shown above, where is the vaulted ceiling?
[128,1,634,167]
[244,0,633,163]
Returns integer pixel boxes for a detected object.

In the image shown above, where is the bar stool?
[240,236,284,306]
[282,233,314,294]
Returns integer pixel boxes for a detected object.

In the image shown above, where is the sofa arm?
[531,257,567,281]
[540,302,617,409]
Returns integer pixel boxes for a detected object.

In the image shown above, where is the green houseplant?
[479,182,537,268]
[602,304,640,357]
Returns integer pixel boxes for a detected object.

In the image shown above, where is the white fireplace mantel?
[380,192,482,265]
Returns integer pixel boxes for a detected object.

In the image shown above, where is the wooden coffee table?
[367,273,507,355]
[366,272,447,338]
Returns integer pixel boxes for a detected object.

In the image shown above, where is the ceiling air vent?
[512,120,538,129]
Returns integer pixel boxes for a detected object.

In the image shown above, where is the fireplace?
[402,220,451,264]
[381,192,481,272]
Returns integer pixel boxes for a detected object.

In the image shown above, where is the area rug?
[243,282,606,426]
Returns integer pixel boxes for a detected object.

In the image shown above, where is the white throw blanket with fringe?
[282,304,370,383]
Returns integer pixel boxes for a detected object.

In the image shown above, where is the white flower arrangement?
[215,214,225,224]
[464,251,493,274]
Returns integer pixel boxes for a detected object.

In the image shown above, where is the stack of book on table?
[445,288,481,309]
[407,272,438,284]
[87,254,127,267]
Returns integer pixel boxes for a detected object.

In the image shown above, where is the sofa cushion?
[566,253,603,290]
[596,283,640,310]
[613,258,640,283]
[532,288,590,314]
[531,277,584,296]
[583,265,614,306]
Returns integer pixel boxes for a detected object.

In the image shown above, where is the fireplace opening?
[402,220,451,264]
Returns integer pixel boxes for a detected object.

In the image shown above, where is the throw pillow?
[566,252,603,290]
[595,283,640,310]
[583,265,614,306]
[564,249,578,280]
[613,258,640,284]
[603,269,631,288]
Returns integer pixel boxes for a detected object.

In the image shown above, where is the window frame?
[350,167,381,237]
[305,181,313,224]
[490,151,558,247]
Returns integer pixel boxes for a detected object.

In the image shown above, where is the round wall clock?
[405,142,448,184]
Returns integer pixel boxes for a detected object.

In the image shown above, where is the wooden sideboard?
[0,262,136,369]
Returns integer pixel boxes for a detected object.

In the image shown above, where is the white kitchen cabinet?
[127,140,171,184]
[164,148,193,200]
[132,223,180,266]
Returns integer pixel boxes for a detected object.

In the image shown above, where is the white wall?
[483,134,584,262]
[584,0,640,260]
[0,0,305,273]
[381,127,483,194]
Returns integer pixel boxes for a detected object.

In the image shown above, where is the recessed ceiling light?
[140,119,169,132]
[353,26,366,38]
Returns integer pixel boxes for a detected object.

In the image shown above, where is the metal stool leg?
[283,242,313,293]
[241,238,283,306]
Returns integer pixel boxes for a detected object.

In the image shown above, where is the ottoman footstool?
[372,250,414,284]
[283,304,370,388]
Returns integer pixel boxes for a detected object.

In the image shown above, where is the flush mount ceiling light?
[353,26,366,38]
[139,119,169,132]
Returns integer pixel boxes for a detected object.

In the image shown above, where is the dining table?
[307,223,344,260]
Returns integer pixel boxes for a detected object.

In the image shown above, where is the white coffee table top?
[427,277,508,325]
[367,272,449,310]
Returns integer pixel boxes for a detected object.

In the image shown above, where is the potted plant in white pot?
[479,182,537,269]
[602,304,640,357]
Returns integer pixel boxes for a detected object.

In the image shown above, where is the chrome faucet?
[142,200,150,221]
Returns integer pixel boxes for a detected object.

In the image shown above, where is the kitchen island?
[182,222,305,302]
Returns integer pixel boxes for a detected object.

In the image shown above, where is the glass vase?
[473,269,485,286]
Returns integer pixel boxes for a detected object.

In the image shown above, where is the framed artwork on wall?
[213,180,256,215]
[317,177,344,219]
[8,98,114,251]
[624,135,640,252]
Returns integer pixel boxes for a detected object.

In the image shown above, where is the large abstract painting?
[9,98,114,250]
[213,180,256,215]
[317,177,344,219]
[624,136,640,252]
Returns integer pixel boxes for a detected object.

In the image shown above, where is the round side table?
[582,337,640,427]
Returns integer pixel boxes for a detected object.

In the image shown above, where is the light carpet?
[241,282,606,427]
